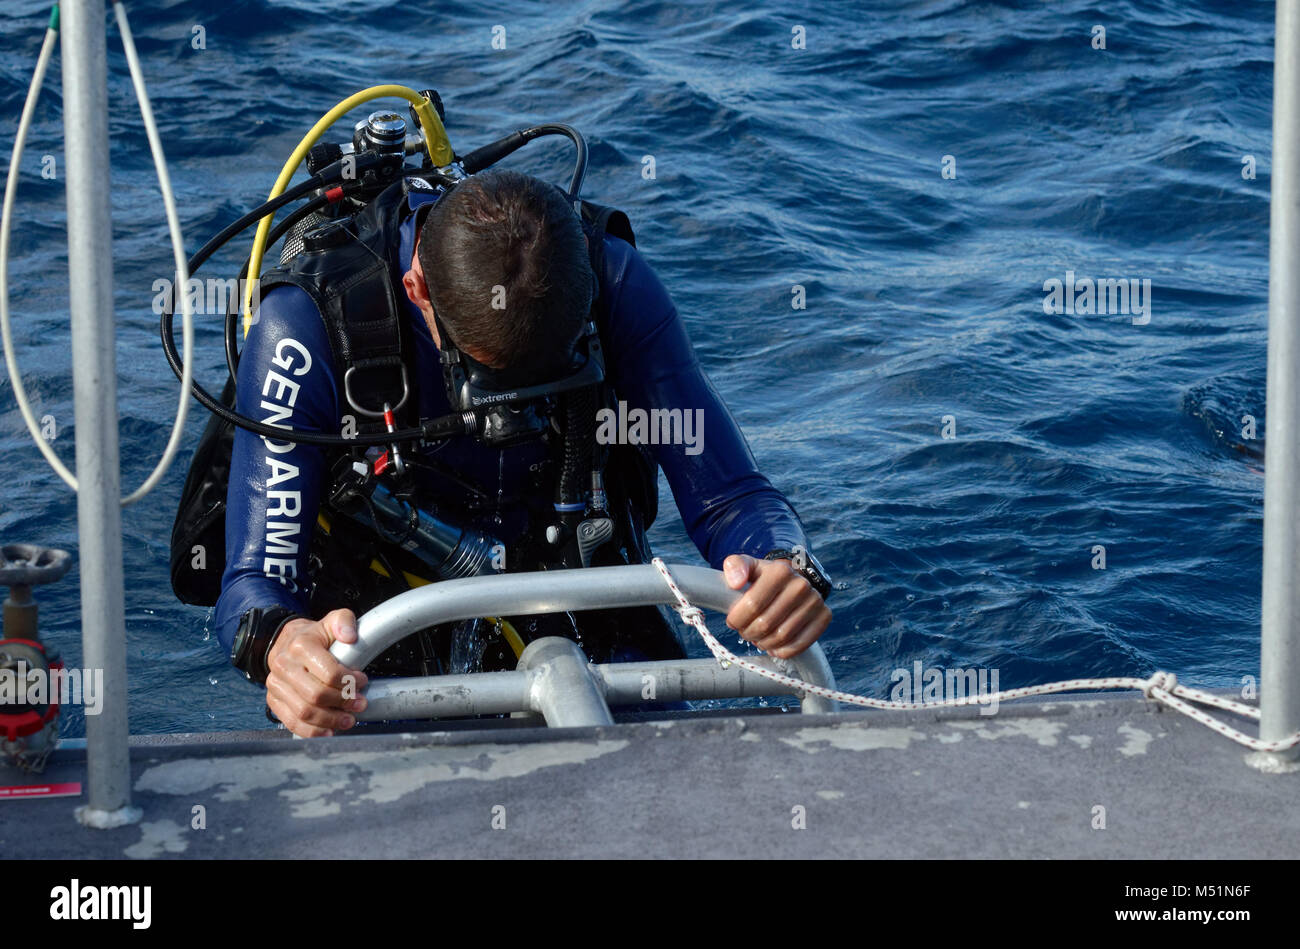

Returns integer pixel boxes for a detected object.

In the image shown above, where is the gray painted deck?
[3,693,1296,859]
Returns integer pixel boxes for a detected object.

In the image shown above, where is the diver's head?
[404,169,594,381]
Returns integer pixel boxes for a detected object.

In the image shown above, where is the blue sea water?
[0,0,1275,735]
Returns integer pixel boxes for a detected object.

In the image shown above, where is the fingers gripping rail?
[330,564,838,727]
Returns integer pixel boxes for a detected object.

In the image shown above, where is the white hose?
[0,4,195,506]
[0,23,76,490]
[114,1,193,506]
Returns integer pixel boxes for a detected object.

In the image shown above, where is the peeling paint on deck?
[134,740,630,819]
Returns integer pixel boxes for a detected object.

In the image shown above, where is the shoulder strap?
[575,200,659,532]
[580,199,636,330]
[580,199,636,248]
[259,180,416,431]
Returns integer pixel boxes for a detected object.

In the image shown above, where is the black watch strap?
[763,547,833,600]
[231,606,302,685]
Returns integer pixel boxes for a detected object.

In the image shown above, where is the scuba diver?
[167,94,832,737]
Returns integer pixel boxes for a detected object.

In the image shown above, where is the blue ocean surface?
[0,0,1274,735]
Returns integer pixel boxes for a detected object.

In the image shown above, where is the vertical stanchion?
[1252,0,1300,772]
[60,0,140,823]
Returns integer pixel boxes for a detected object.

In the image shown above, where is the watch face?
[232,613,256,666]
[805,550,827,576]
[790,549,830,594]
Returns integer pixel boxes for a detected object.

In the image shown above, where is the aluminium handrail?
[333,564,838,726]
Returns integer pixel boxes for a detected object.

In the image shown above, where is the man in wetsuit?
[216,169,832,737]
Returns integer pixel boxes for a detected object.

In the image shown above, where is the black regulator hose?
[460,124,588,202]
[189,173,334,273]
[557,386,597,507]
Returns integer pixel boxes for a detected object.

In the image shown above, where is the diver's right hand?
[265,609,369,738]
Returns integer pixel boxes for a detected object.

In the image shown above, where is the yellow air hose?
[248,89,522,662]
[316,518,527,661]
[365,558,527,659]
[241,84,453,335]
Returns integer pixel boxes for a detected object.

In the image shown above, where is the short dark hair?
[418,169,593,375]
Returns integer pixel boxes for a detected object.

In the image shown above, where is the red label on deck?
[0,782,82,800]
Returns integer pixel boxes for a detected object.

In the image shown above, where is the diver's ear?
[403,259,443,348]
[403,256,432,310]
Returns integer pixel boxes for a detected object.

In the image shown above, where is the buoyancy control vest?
[170,174,673,667]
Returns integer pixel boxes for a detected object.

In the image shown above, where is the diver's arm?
[599,238,831,656]
[212,286,367,733]
[213,285,334,652]
[599,237,815,563]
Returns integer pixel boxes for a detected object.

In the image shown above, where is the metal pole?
[1253,0,1300,773]
[360,654,842,722]
[60,0,140,823]
[361,670,532,720]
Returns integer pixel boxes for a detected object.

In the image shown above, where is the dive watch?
[231,605,303,685]
[763,548,833,600]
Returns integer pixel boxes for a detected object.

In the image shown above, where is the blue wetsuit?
[214,187,811,658]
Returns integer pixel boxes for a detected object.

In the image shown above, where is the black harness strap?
[580,200,635,249]
[259,179,416,432]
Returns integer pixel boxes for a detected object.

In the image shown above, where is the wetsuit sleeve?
[213,286,339,658]
[598,237,810,568]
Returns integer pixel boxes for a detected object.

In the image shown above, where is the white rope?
[0,5,194,505]
[651,558,1300,755]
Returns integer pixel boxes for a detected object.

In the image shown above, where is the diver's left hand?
[722,554,831,659]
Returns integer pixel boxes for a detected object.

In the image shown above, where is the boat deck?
[4,692,1294,859]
